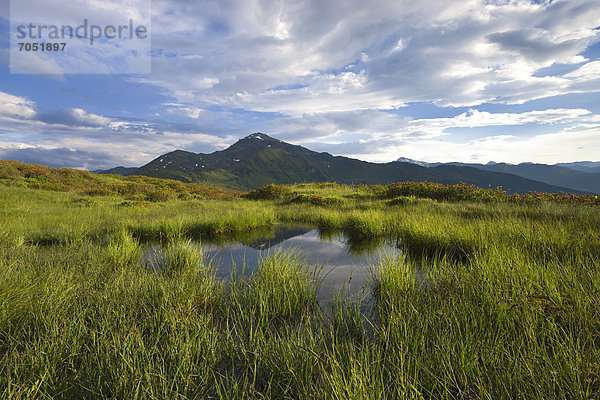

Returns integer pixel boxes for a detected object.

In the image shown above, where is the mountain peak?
[243,132,278,141]
[395,157,432,167]
[231,132,283,148]
[218,132,290,158]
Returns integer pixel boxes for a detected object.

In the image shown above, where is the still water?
[202,225,401,305]
[148,225,402,305]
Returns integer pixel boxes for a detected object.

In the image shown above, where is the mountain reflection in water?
[200,225,401,305]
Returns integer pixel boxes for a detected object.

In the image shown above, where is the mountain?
[395,157,434,167]
[471,163,600,194]
[395,159,600,194]
[555,162,600,174]
[94,166,139,176]
[99,133,580,193]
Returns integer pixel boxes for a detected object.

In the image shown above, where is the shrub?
[291,193,345,206]
[242,184,292,200]
[384,181,600,207]
[143,188,177,202]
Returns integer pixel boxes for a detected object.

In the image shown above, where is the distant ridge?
[395,158,600,194]
[95,132,585,193]
[94,166,138,176]
[555,161,600,174]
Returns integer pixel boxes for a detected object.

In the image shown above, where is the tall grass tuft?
[150,238,205,276]
[104,228,142,266]
[235,250,316,323]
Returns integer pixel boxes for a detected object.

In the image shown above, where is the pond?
[147,224,403,306]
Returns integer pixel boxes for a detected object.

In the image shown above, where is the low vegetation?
[378,181,600,206]
[0,160,239,200]
[1,163,599,398]
[290,193,345,206]
[242,183,292,200]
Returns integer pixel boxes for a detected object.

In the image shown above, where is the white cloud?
[564,60,600,80]
[10,0,151,74]
[265,107,592,144]
[43,108,112,127]
[381,124,600,165]
[0,92,37,120]
[161,131,237,149]
[407,108,591,136]
[264,107,600,164]
[0,92,240,169]
[130,0,600,114]
[163,103,205,119]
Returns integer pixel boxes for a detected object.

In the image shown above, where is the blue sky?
[1,0,599,170]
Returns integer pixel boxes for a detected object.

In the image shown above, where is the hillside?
[0,160,239,200]
[436,162,600,193]
[475,163,600,194]
[104,133,578,193]
[393,158,600,194]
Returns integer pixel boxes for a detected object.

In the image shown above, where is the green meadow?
[1,162,599,399]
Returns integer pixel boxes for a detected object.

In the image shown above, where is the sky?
[1,0,600,170]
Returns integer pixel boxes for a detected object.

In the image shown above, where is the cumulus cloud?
[132,0,600,113]
[0,92,37,120]
[10,0,151,74]
[37,108,111,128]
[163,103,205,119]
[0,91,241,170]
[315,121,600,165]
[263,107,592,144]
[263,106,600,164]
[406,108,591,135]
[486,28,586,64]
[383,124,600,165]
[0,146,124,170]
[0,91,114,129]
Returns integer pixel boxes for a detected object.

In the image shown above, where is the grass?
[1,170,599,398]
[0,160,240,200]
